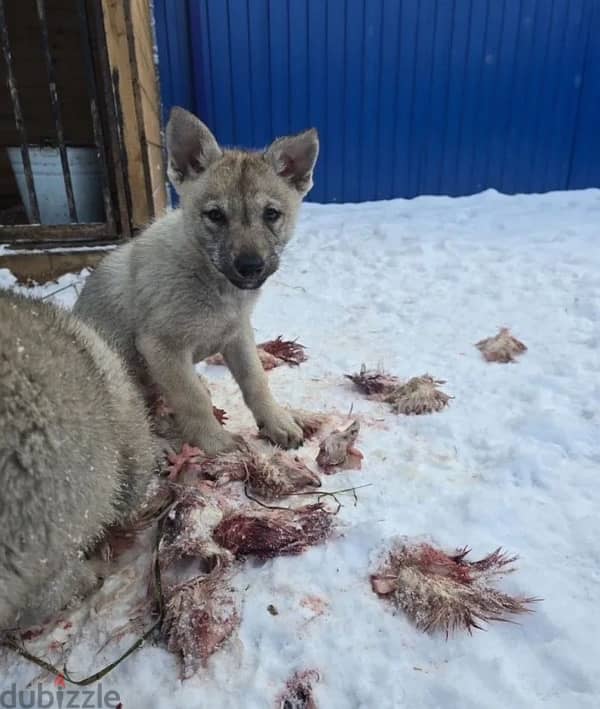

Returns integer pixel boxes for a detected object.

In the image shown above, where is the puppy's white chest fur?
[192,289,258,362]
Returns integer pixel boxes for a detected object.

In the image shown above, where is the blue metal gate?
[154,0,600,203]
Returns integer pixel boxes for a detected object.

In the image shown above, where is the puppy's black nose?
[234,253,265,278]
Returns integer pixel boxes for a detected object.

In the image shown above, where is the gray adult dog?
[0,291,156,630]
[74,107,319,456]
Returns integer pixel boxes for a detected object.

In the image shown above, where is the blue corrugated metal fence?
[153,0,600,203]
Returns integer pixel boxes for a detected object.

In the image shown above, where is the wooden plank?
[0,222,112,245]
[147,142,167,215]
[131,0,166,216]
[101,0,150,227]
[0,249,109,285]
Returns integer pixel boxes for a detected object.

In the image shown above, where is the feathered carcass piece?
[476,328,527,363]
[213,504,334,558]
[345,365,401,397]
[158,489,232,571]
[316,420,363,472]
[197,446,322,500]
[162,573,240,679]
[206,336,307,371]
[371,541,538,636]
[278,670,320,709]
[346,366,451,415]
[384,375,451,414]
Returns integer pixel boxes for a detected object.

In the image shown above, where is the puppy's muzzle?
[233,252,265,279]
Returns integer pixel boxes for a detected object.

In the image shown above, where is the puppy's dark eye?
[263,207,281,223]
[203,208,226,225]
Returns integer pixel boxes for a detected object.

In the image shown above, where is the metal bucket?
[7,146,104,225]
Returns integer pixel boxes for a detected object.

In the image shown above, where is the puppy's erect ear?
[264,128,319,195]
[166,107,222,191]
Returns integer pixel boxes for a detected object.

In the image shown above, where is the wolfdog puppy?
[74,107,319,456]
[0,291,156,629]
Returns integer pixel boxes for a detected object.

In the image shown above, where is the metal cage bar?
[0,0,41,224]
[35,0,78,223]
[0,0,130,247]
[77,0,115,231]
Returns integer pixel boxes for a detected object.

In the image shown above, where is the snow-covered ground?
[1,188,599,708]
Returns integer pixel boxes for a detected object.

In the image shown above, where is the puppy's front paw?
[259,409,304,449]
[200,429,245,457]
[178,413,243,456]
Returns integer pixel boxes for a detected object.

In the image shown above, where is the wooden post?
[101,0,166,229]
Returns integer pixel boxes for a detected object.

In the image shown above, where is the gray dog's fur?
[74,107,319,455]
[0,291,156,630]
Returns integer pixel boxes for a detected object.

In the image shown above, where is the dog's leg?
[222,325,304,449]
[137,335,238,455]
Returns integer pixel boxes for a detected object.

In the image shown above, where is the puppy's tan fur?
[75,107,319,455]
